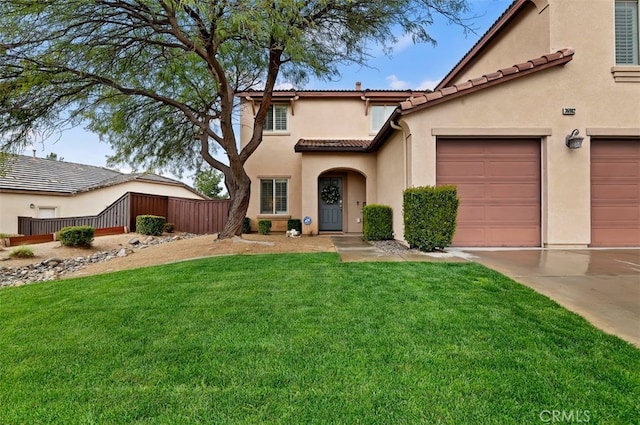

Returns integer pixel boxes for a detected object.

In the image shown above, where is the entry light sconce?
[29,203,35,209]
[565,129,584,149]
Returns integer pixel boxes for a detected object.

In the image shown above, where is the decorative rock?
[129,238,140,246]
[0,233,198,288]
[42,257,63,267]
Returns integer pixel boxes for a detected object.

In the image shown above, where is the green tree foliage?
[194,168,227,199]
[0,0,470,238]
[45,152,64,161]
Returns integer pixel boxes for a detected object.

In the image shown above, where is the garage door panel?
[592,206,639,221]
[591,184,639,200]
[591,138,640,247]
[488,162,539,177]
[592,228,640,246]
[437,138,541,247]
[486,205,540,221]
[591,162,639,178]
[455,184,487,198]
[457,206,486,221]
[489,227,540,246]
[437,161,486,177]
[488,183,539,199]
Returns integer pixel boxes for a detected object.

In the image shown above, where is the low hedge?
[287,219,302,232]
[57,226,95,248]
[243,217,251,234]
[363,204,393,241]
[403,185,459,251]
[136,215,166,236]
[258,220,272,235]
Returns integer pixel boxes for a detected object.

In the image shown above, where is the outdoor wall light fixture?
[565,129,584,149]
[29,203,35,209]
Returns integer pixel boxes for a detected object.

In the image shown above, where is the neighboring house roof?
[294,139,372,152]
[370,48,575,151]
[437,0,527,90]
[0,155,202,197]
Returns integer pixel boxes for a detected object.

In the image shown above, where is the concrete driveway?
[469,249,640,347]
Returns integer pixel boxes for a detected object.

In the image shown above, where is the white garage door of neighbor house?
[590,138,640,247]
[38,207,56,219]
[436,138,541,247]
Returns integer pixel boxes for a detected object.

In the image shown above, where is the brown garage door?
[436,139,541,247]
[591,139,640,247]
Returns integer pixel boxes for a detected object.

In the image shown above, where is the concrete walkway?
[331,236,639,348]
[331,235,471,262]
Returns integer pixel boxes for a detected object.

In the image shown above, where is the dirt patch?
[1,232,336,280]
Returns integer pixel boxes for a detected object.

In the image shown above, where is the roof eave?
[436,0,528,90]
[294,146,370,153]
[403,52,573,116]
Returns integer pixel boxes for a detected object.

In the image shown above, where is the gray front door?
[319,177,343,231]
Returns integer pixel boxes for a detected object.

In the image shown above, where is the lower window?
[260,178,288,214]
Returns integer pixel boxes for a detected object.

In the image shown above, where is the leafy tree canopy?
[0,0,470,236]
[194,168,227,200]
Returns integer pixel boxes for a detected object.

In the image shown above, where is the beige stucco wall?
[0,181,203,234]
[241,1,639,245]
[242,97,380,233]
[391,0,640,247]
[449,1,550,86]
[299,154,376,235]
[376,130,407,240]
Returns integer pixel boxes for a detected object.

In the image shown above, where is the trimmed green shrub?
[287,219,302,232]
[57,226,95,248]
[403,185,459,251]
[9,246,34,258]
[136,215,166,236]
[243,217,251,234]
[163,222,175,233]
[258,220,272,235]
[363,204,393,241]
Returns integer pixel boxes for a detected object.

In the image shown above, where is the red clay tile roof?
[399,49,575,115]
[238,89,430,101]
[294,139,372,152]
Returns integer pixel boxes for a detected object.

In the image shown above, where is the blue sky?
[25,0,512,182]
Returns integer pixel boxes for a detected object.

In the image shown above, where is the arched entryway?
[318,169,367,233]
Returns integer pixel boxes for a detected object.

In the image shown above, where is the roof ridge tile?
[399,49,575,113]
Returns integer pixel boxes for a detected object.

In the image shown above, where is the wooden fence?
[17,192,230,236]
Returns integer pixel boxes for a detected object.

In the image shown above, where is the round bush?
[136,215,166,236]
[258,220,272,235]
[57,226,95,248]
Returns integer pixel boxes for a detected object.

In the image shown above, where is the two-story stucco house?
[240,0,640,248]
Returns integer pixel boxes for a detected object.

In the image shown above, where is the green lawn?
[1,253,638,424]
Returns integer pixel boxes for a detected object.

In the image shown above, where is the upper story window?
[264,104,288,132]
[370,105,396,132]
[615,0,639,64]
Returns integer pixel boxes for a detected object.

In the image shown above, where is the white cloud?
[386,75,411,90]
[416,78,442,91]
[392,33,414,53]
[274,82,295,90]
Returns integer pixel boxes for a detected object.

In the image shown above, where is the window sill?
[263,131,291,136]
[257,214,291,220]
[611,66,640,82]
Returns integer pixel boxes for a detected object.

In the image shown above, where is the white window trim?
[615,0,639,66]
[263,104,289,133]
[259,178,289,215]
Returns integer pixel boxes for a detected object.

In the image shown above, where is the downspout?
[389,120,409,189]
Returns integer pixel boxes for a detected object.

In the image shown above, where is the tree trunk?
[218,162,251,239]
